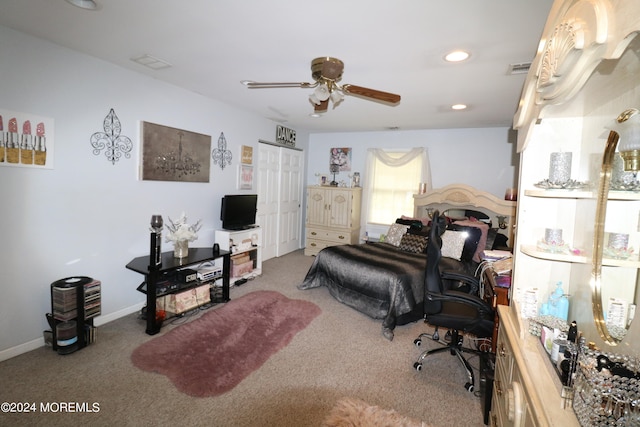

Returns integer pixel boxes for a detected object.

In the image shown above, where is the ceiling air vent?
[507,62,531,75]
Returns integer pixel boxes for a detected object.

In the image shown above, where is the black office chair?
[413,210,494,392]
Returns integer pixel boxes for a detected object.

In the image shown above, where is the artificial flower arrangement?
[165,212,202,243]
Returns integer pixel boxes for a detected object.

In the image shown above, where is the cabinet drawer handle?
[490,414,497,427]
[338,235,345,239]
[495,379,502,397]
[311,231,317,235]
[310,243,316,247]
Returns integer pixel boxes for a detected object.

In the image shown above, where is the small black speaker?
[213,243,220,256]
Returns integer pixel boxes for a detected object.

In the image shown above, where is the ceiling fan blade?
[314,99,329,113]
[342,84,401,104]
[242,81,313,88]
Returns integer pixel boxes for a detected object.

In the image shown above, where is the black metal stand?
[126,247,231,335]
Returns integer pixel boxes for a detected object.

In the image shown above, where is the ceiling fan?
[241,57,401,114]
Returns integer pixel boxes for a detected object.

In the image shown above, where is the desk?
[126,247,230,335]
[482,266,510,353]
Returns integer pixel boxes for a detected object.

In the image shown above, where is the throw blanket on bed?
[299,243,427,340]
[298,242,476,340]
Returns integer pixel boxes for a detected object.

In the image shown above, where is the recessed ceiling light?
[309,113,322,118]
[64,0,100,10]
[451,104,467,110]
[444,50,470,62]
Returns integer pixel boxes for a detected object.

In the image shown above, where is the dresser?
[304,186,362,256]
[491,305,579,427]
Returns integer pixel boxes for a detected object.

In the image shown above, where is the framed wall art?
[140,121,211,182]
[241,145,253,165]
[238,164,253,190]
[1,108,54,169]
[330,147,352,172]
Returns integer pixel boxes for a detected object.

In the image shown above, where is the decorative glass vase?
[173,240,189,259]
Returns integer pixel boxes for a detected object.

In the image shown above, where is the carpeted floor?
[0,249,486,427]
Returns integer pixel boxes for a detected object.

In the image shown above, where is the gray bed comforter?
[298,243,428,340]
[298,242,476,340]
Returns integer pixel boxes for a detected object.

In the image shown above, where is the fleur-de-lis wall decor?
[212,132,232,170]
[90,108,133,165]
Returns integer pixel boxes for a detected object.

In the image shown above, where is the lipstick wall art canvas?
[140,121,211,183]
[0,109,54,169]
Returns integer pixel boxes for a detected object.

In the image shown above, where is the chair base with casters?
[413,326,483,393]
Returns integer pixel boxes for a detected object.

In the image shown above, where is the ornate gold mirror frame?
[592,109,640,345]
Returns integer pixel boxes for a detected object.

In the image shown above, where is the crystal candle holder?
[549,152,572,184]
[608,232,629,250]
[545,228,563,245]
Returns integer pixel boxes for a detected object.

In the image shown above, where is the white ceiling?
[0,0,554,133]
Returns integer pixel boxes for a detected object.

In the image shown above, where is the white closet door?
[257,143,280,261]
[257,142,304,260]
[277,148,302,256]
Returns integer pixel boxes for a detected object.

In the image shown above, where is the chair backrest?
[424,210,446,315]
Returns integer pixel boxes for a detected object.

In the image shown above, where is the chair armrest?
[441,270,479,295]
[427,289,493,317]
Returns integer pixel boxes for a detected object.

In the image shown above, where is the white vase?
[173,240,189,259]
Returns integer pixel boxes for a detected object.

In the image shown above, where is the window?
[364,148,431,225]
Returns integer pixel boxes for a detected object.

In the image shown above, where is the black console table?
[126,247,230,335]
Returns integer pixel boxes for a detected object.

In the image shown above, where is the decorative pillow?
[449,224,482,262]
[486,228,509,250]
[399,233,428,254]
[385,223,409,246]
[441,230,467,261]
[452,219,490,262]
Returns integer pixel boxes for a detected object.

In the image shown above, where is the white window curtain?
[361,148,432,229]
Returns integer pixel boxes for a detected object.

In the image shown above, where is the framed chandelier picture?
[140,121,211,182]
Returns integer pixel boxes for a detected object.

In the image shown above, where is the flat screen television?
[220,194,258,230]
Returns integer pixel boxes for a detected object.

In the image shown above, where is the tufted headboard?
[413,183,517,247]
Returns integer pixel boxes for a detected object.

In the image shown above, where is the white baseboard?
[0,338,44,363]
[94,302,144,327]
[0,302,145,362]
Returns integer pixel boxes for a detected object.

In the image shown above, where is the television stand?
[215,226,262,285]
[125,247,231,335]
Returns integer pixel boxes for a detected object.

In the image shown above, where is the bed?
[298,184,516,340]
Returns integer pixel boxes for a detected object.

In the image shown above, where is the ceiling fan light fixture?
[444,50,470,62]
[314,83,331,102]
[330,90,344,106]
[309,93,321,105]
[64,0,100,10]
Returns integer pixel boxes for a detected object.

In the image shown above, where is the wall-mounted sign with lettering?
[276,125,296,147]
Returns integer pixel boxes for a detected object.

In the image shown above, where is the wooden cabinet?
[490,306,579,427]
[511,0,640,350]
[483,268,510,354]
[304,186,362,256]
[492,1,640,424]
